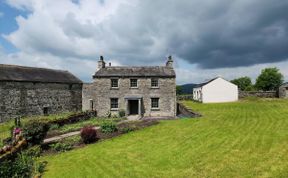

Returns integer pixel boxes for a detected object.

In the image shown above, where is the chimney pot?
[166,55,173,68]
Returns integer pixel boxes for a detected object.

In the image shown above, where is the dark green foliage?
[176,85,183,95]
[231,76,253,91]
[50,142,72,152]
[100,121,117,133]
[120,127,135,133]
[22,121,49,145]
[255,67,284,91]
[80,126,98,144]
[0,146,46,178]
[119,110,126,118]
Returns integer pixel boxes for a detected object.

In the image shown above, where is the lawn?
[42,99,288,177]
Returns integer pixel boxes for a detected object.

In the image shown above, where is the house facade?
[193,77,238,103]
[279,82,288,98]
[0,64,83,122]
[83,56,176,118]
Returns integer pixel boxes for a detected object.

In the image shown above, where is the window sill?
[150,87,159,89]
[151,108,160,111]
[110,108,119,111]
[110,87,119,90]
[130,87,138,89]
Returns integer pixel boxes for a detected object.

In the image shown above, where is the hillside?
[179,83,197,94]
[42,99,288,177]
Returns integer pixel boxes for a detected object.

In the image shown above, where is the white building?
[193,77,238,103]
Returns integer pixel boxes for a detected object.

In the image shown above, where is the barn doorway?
[128,100,139,115]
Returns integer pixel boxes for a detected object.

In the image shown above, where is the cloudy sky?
[0,0,287,84]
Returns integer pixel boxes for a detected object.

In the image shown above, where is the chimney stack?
[98,56,106,70]
[166,55,173,68]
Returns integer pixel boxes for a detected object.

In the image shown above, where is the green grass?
[42,99,288,177]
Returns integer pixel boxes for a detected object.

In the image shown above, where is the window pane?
[130,79,138,87]
[111,79,118,88]
[151,98,159,108]
[151,78,158,87]
[110,98,118,109]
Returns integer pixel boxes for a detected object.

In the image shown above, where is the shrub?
[0,146,46,178]
[22,121,49,145]
[80,126,98,144]
[119,110,126,118]
[50,142,72,152]
[100,121,117,133]
[120,127,135,133]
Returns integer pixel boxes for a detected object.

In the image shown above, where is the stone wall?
[279,83,288,98]
[238,91,277,98]
[177,95,193,101]
[0,81,82,122]
[82,83,96,111]
[86,77,176,117]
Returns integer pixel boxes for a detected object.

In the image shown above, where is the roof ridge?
[0,64,68,73]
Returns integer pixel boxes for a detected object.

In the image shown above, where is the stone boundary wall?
[238,91,277,98]
[177,95,193,101]
[177,103,201,118]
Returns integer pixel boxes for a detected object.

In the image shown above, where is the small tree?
[176,85,182,95]
[255,67,284,91]
[231,76,253,91]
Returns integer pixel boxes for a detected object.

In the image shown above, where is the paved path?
[44,126,100,144]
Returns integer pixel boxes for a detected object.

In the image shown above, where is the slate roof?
[0,64,82,84]
[93,66,176,78]
[194,77,219,88]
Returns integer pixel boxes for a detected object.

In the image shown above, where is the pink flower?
[13,127,22,135]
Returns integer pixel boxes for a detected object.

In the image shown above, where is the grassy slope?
[42,99,288,178]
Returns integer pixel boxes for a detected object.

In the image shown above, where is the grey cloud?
[6,0,288,68]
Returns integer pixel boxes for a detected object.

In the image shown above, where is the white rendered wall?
[193,87,202,102]
[202,78,238,103]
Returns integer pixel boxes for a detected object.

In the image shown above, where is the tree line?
[231,67,284,91]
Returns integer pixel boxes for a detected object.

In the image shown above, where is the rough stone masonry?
[0,64,83,122]
[83,56,176,118]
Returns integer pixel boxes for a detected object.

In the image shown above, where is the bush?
[120,127,135,133]
[119,110,126,118]
[22,121,49,145]
[80,126,98,144]
[100,121,117,133]
[50,142,72,152]
[0,146,46,178]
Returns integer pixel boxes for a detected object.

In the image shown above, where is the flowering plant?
[13,127,22,136]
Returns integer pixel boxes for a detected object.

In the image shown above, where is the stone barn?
[0,64,83,122]
[83,56,176,118]
[279,83,288,98]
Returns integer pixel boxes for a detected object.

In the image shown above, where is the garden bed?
[42,120,159,155]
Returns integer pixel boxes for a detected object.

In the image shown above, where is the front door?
[129,100,139,115]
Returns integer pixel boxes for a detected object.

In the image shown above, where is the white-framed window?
[111,79,119,88]
[110,98,118,109]
[151,98,159,109]
[130,79,138,88]
[151,78,159,88]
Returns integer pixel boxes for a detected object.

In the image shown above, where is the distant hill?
[179,83,198,94]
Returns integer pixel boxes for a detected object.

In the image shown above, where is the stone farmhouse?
[193,77,238,103]
[279,83,288,98]
[0,64,83,122]
[83,56,176,118]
